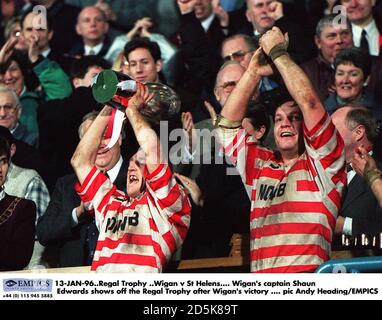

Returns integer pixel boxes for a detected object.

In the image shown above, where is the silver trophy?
[92,70,181,123]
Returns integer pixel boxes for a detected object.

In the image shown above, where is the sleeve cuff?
[144,163,166,181]
[71,208,79,227]
[343,217,353,236]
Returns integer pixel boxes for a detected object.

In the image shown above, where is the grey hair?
[0,85,21,108]
[345,105,379,144]
[316,14,352,37]
[214,60,244,90]
[78,111,99,138]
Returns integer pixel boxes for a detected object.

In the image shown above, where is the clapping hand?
[181,112,197,153]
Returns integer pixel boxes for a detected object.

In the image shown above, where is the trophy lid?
[92,69,120,103]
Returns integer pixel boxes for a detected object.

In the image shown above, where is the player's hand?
[127,83,154,112]
[259,27,288,56]
[247,47,274,77]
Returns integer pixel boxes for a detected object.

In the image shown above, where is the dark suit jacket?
[36,160,127,267]
[205,16,226,54]
[341,158,382,236]
[0,194,36,271]
[68,37,112,58]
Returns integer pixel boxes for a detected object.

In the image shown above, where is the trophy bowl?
[92,70,181,123]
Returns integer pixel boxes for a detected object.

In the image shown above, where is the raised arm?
[220,48,268,123]
[125,83,162,174]
[71,106,111,184]
[259,27,325,131]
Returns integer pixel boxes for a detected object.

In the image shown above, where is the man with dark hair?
[69,55,110,86]
[0,135,36,271]
[123,37,163,83]
[23,0,81,55]
[21,11,54,58]
[217,27,346,273]
[332,105,382,237]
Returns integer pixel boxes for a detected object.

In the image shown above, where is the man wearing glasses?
[0,86,36,146]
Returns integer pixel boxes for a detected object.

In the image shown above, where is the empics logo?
[4,280,17,287]
[3,278,53,292]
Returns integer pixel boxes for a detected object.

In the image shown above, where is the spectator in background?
[240,0,315,63]
[21,10,53,58]
[301,14,382,101]
[105,17,177,83]
[0,135,36,271]
[69,6,111,57]
[23,0,81,55]
[324,47,382,125]
[331,106,382,238]
[0,34,73,142]
[0,85,37,147]
[66,0,180,39]
[301,14,354,101]
[352,145,382,210]
[340,0,382,56]
[123,37,163,83]
[4,16,28,51]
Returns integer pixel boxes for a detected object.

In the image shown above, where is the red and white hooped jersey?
[75,164,191,272]
[218,113,346,273]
